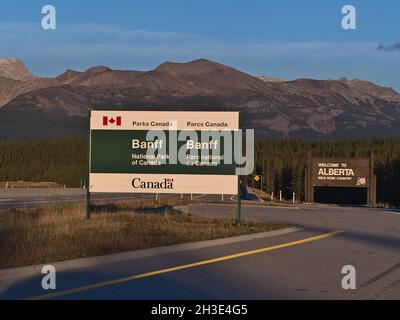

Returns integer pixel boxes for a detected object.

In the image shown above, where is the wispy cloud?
[0,21,399,90]
[66,24,201,40]
[377,42,400,52]
[0,22,205,45]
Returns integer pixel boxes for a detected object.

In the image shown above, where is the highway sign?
[310,157,371,188]
[305,155,376,205]
[89,111,241,195]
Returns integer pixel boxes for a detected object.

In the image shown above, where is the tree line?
[0,139,88,188]
[252,139,400,206]
[0,138,399,206]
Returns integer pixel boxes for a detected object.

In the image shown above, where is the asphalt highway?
[0,189,237,210]
[0,186,261,210]
[1,201,399,300]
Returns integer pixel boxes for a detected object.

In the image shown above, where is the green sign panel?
[90,130,238,175]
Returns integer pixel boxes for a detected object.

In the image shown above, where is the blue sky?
[1,0,400,90]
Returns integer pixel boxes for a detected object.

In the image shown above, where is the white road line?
[1,200,78,205]
[198,203,300,209]
[384,210,400,215]
[193,194,207,200]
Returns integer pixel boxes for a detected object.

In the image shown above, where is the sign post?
[236,111,242,226]
[86,111,92,220]
[86,183,91,219]
[253,175,263,190]
[237,175,241,226]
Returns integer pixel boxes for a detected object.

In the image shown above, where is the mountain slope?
[1,58,400,140]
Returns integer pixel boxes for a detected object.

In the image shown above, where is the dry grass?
[0,201,288,269]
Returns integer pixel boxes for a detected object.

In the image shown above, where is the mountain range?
[1,57,400,140]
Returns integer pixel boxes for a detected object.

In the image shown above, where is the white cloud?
[0,22,399,90]
[0,21,205,45]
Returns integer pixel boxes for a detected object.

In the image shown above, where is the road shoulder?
[0,226,301,282]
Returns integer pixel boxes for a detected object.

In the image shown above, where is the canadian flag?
[103,116,121,126]
[357,177,366,186]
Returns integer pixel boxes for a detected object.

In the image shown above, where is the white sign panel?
[89,110,240,195]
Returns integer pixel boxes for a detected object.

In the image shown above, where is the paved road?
[0,189,131,209]
[0,189,237,210]
[1,204,399,299]
[0,184,262,210]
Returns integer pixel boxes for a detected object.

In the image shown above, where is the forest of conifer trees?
[253,139,400,205]
[0,138,399,206]
[0,139,88,188]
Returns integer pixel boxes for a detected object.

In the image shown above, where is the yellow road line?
[29,230,343,300]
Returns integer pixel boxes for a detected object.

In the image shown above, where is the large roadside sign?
[89,110,240,195]
[305,155,376,205]
[311,157,371,188]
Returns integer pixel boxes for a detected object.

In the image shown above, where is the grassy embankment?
[0,200,289,269]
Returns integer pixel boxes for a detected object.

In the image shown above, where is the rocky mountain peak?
[0,57,33,81]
